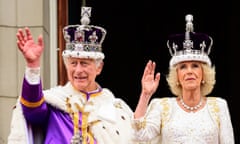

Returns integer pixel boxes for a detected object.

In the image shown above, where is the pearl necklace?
[180,98,202,111]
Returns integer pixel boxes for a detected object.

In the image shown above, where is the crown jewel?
[62,6,107,59]
[167,14,213,67]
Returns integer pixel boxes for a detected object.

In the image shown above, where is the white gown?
[132,97,234,144]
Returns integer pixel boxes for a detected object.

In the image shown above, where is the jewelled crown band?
[62,6,107,60]
[167,14,213,67]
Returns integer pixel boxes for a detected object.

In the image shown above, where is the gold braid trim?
[82,112,89,144]
[20,96,44,108]
[135,118,147,130]
[87,120,100,144]
[66,93,102,144]
[73,112,79,136]
[81,112,96,144]
[160,98,170,128]
[66,97,96,144]
[207,97,220,129]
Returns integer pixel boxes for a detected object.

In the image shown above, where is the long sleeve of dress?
[132,98,165,141]
[217,98,234,144]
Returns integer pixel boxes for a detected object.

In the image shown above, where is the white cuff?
[25,67,41,85]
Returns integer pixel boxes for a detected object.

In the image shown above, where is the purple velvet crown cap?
[167,14,213,67]
[62,7,106,60]
[168,32,212,54]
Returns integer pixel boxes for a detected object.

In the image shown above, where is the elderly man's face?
[65,57,103,92]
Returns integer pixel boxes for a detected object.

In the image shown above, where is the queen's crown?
[167,14,213,67]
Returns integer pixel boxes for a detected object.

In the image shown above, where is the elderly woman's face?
[176,61,203,91]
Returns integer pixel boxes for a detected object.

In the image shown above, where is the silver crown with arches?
[167,14,213,67]
[62,6,107,60]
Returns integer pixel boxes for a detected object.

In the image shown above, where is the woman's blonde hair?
[166,63,216,96]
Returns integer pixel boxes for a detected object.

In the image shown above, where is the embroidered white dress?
[132,97,234,144]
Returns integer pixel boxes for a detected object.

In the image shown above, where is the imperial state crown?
[62,6,107,60]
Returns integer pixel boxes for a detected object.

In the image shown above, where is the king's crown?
[62,7,106,59]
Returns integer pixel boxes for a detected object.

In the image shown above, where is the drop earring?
[176,82,180,86]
